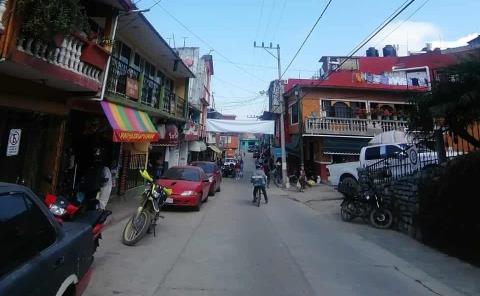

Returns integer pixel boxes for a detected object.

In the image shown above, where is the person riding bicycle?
[251,164,268,204]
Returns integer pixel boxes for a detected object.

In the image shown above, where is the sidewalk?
[279,183,343,203]
[104,187,144,227]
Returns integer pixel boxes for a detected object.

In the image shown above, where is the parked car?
[0,183,95,296]
[190,161,222,195]
[327,143,442,190]
[224,158,236,166]
[156,166,211,211]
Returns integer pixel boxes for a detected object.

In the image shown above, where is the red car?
[156,166,211,211]
[190,161,222,195]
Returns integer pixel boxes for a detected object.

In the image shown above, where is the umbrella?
[368,130,413,145]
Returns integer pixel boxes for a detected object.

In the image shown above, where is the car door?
[214,164,222,188]
[0,190,61,296]
[200,171,210,199]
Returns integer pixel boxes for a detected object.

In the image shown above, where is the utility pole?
[254,41,289,188]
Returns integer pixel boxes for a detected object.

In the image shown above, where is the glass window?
[162,168,200,181]
[364,147,381,160]
[0,192,56,277]
[386,145,403,158]
[192,162,215,174]
[290,103,299,124]
[120,43,131,64]
[133,53,141,68]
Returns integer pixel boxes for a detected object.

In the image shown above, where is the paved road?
[85,154,478,296]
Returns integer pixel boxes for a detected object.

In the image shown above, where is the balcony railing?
[106,56,140,99]
[16,35,103,82]
[176,95,186,118]
[141,76,161,108]
[304,117,408,136]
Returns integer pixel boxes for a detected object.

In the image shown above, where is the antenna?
[182,37,188,47]
[172,33,176,48]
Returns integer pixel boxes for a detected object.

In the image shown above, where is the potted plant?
[16,0,90,45]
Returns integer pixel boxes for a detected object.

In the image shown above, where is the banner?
[206,119,275,134]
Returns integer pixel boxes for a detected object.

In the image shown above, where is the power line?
[254,0,266,41]
[346,0,412,57]
[158,5,267,83]
[281,0,334,78]
[262,0,277,40]
[214,58,317,73]
[212,76,261,95]
[373,0,431,49]
[272,0,288,41]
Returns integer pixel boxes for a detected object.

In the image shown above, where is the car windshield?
[161,168,200,182]
[192,162,215,173]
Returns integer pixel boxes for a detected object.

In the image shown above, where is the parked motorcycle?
[222,164,236,178]
[121,170,172,246]
[43,193,111,250]
[339,168,393,229]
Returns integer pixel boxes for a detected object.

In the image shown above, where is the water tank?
[366,47,379,57]
[383,45,397,57]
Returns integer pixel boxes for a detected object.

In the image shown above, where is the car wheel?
[193,194,202,211]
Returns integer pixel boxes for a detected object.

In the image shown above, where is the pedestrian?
[239,158,244,178]
[299,165,306,192]
[263,161,271,188]
[235,160,241,180]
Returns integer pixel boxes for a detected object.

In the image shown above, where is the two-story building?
[282,51,456,182]
[0,0,193,195]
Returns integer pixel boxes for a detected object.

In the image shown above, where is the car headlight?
[209,176,213,182]
[49,204,67,216]
[180,191,195,196]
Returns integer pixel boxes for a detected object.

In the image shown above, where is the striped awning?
[101,101,159,142]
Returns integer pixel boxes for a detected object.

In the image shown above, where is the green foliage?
[418,151,480,266]
[408,56,480,147]
[17,0,90,42]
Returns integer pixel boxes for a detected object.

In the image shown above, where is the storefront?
[59,101,158,196]
[150,123,179,177]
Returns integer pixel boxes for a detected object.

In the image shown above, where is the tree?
[408,55,480,148]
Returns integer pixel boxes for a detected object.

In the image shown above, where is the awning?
[101,101,159,142]
[322,137,370,155]
[206,119,275,134]
[189,141,207,152]
[208,145,222,154]
[286,135,300,157]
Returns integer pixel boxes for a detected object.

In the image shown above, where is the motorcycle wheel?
[340,201,355,222]
[369,208,393,229]
[122,210,152,246]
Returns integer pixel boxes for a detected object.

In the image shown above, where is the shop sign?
[157,124,179,145]
[6,129,21,156]
[183,120,199,141]
[113,130,159,142]
[126,78,139,100]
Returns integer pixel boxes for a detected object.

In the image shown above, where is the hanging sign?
[6,129,22,156]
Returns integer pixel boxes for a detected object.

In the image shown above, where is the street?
[85,154,480,296]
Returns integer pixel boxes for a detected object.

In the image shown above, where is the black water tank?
[366,47,379,57]
[383,45,397,57]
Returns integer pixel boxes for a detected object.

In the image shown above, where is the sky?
[134,0,480,119]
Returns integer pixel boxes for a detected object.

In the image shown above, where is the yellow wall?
[175,78,186,98]
[302,96,320,121]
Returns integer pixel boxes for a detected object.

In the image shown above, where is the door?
[200,172,210,199]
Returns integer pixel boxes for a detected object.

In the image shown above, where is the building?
[176,47,217,162]
[0,0,193,195]
[282,51,456,182]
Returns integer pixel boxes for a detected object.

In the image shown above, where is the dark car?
[190,161,222,195]
[0,183,95,296]
[157,166,211,211]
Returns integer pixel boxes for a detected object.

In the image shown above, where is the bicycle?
[251,175,267,207]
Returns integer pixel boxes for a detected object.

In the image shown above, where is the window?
[133,53,142,69]
[385,145,403,158]
[120,43,132,64]
[192,162,215,174]
[144,61,156,78]
[0,192,56,277]
[290,102,299,125]
[364,147,381,160]
[162,168,200,181]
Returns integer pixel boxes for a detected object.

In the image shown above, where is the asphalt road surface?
[84,153,475,296]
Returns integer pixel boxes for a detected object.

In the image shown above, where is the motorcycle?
[222,164,236,178]
[44,192,112,250]
[339,168,393,229]
[121,170,172,246]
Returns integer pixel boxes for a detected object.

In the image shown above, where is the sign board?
[126,78,139,100]
[6,129,21,156]
[407,145,419,171]
[157,124,179,145]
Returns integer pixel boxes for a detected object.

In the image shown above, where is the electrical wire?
[158,5,267,83]
[281,0,334,78]
[254,0,266,41]
[272,0,288,41]
[212,76,261,95]
[373,0,431,48]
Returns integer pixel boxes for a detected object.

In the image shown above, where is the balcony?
[106,57,186,119]
[304,117,408,137]
[10,34,106,91]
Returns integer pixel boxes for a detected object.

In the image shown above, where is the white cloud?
[365,20,478,56]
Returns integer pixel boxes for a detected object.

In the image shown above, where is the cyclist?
[251,164,268,204]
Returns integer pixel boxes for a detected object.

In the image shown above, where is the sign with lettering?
[112,130,158,142]
[126,78,139,100]
[6,129,21,156]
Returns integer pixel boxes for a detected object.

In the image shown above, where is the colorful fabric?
[101,101,159,142]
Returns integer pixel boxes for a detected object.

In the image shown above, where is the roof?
[286,52,458,95]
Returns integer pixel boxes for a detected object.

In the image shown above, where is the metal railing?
[176,95,186,118]
[106,56,140,99]
[125,154,147,191]
[305,117,408,136]
[141,76,161,108]
[16,35,102,82]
